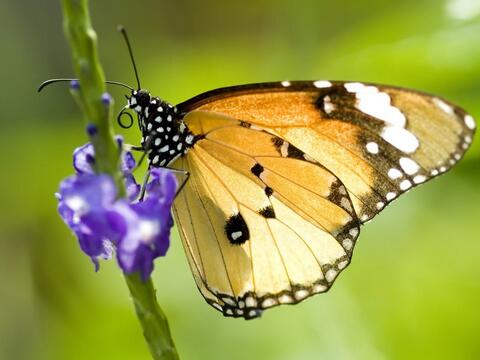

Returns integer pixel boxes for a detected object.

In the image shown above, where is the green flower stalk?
[60,0,180,359]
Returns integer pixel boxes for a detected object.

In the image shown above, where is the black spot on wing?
[271,137,283,148]
[312,84,386,132]
[313,84,356,116]
[327,180,354,215]
[258,206,275,218]
[264,186,273,197]
[225,213,250,245]
[251,163,264,177]
[286,144,305,160]
[271,136,306,160]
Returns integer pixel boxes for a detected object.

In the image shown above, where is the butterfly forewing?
[178,81,475,222]
[172,118,359,319]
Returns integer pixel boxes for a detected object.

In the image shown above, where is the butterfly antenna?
[38,78,134,92]
[117,25,141,90]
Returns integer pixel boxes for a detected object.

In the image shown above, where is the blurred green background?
[1,0,479,359]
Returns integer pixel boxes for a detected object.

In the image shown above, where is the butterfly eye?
[135,90,151,107]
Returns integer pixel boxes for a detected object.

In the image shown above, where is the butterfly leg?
[166,167,190,197]
[138,166,190,201]
[124,143,150,171]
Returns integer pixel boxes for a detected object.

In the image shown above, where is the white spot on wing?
[231,231,243,240]
[223,297,236,306]
[280,141,289,157]
[386,192,397,201]
[340,197,351,211]
[344,82,365,93]
[413,175,427,184]
[325,269,337,282]
[433,98,454,115]
[313,284,327,293]
[261,298,276,308]
[399,157,420,175]
[281,80,291,87]
[245,297,257,307]
[313,80,332,88]
[278,294,293,304]
[235,309,244,316]
[464,114,476,130]
[388,168,403,180]
[345,82,406,127]
[323,95,335,114]
[366,141,379,154]
[342,238,353,251]
[381,126,419,153]
[400,179,412,190]
[211,302,222,311]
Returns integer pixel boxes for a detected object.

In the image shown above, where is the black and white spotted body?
[127,90,196,167]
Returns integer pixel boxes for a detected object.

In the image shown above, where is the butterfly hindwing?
[178,81,475,222]
[172,117,359,319]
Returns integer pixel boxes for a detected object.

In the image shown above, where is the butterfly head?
[127,89,151,112]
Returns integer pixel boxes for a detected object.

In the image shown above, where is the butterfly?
[41,28,476,320]
[125,80,475,319]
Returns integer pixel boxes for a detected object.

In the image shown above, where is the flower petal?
[145,168,178,204]
[73,143,95,174]
[57,174,118,269]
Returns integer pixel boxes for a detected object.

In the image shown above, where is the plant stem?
[61,1,179,359]
[126,274,180,360]
[62,0,122,187]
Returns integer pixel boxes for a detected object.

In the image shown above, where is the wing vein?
[186,154,239,302]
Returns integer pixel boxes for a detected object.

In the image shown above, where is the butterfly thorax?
[128,90,195,167]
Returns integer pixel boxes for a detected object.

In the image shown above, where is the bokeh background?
[1,0,479,359]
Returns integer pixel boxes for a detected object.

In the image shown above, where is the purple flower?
[112,168,176,279]
[101,92,112,105]
[56,174,118,269]
[73,140,140,201]
[73,143,96,174]
[57,143,177,279]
